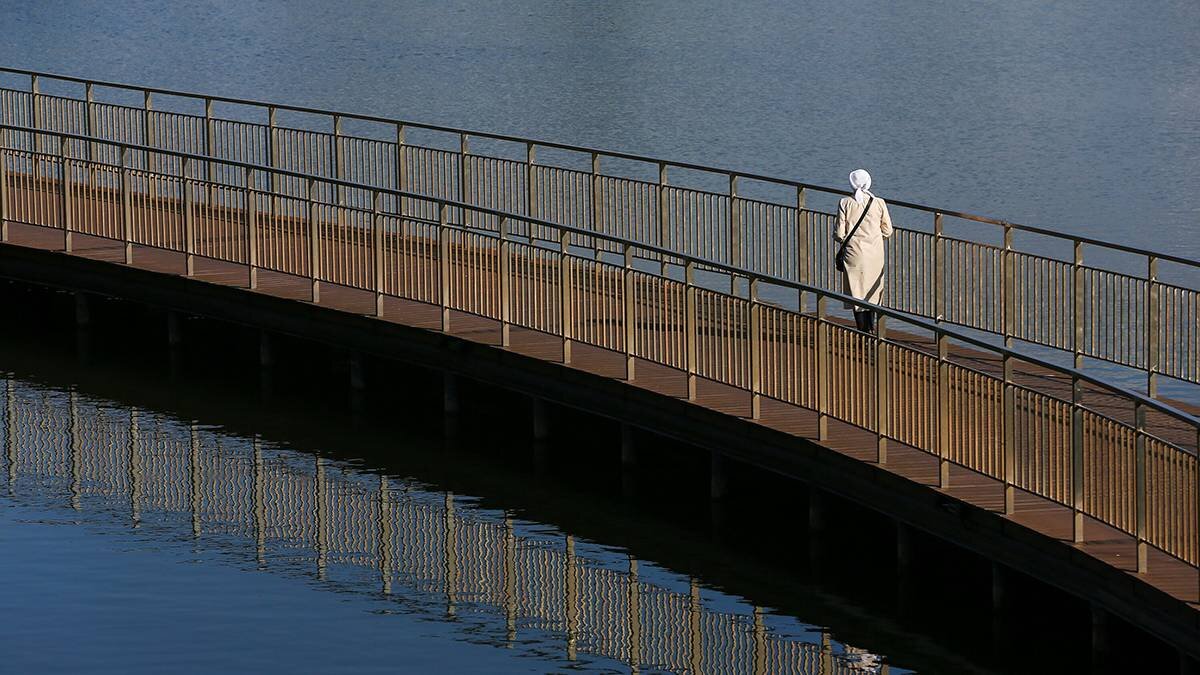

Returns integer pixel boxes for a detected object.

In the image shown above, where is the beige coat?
[835,196,894,309]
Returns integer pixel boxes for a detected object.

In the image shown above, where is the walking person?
[835,169,894,333]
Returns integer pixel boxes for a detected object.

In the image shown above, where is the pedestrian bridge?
[1,67,1199,660]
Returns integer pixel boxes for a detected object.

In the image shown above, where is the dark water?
[2,1,1198,260]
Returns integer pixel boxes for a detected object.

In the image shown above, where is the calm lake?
[1,2,1197,672]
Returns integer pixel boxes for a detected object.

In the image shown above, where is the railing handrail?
[3,122,1196,434]
[4,65,1198,269]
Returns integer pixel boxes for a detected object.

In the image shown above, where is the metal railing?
[2,66,1197,397]
[1,124,1198,592]
[3,378,880,674]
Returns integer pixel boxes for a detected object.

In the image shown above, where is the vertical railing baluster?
[750,277,762,419]
[1003,225,1014,348]
[1147,256,1160,398]
[84,82,96,164]
[120,145,132,264]
[686,260,697,401]
[623,242,635,380]
[590,153,600,256]
[59,136,72,252]
[933,212,944,322]
[936,329,950,487]
[1135,402,1148,573]
[183,157,194,275]
[308,177,320,303]
[1073,239,1084,369]
[561,224,572,364]
[268,106,279,219]
[876,314,889,463]
[525,142,536,223]
[1003,352,1016,514]
[332,114,344,208]
[373,189,384,317]
[816,294,829,441]
[500,217,511,347]
[439,202,450,332]
[246,167,257,289]
[1071,374,1085,543]
[203,98,214,206]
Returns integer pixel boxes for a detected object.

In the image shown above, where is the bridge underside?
[2,218,1198,660]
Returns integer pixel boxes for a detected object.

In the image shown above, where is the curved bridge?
[1,68,1199,661]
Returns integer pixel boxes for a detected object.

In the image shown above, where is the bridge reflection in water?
[1,376,891,674]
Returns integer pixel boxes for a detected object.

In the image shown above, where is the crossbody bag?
[835,196,874,273]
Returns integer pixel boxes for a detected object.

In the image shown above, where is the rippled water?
[0,375,904,673]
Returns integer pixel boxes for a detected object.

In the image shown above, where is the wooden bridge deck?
[4,213,1199,614]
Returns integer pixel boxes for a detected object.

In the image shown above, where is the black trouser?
[854,309,875,333]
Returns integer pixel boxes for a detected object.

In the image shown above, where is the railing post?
[142,90,154,174]
[560,226,573,364]
[1071,374,1085,543]
[525,142,536,221]
[1003,225,1014,348]
[876,314,889,464]
[657,162,668,274]
[1073,239,1084,369]
[816,294,830,441]
[750,277,762,420]
[0,134,7,242]
[372,190,384,317]
[590,153,601,258]
[1146,256,1160,398]
[499,216,511,347]
[183,157,194,275]
[623,242,635,380]
[729,173,740,294]
[936,329,950,487]
[1135,402,1148,573]
[246,167,257,289]
[84,82,96,164]
[59,136,72,253]
[459,133,470,227]
[685,260,698,401]
[29,74,40,155]
[308,177,320,303]
[439,202,450,332]
[332,114,344,208]
[933,212,944,322]
[395,123,406,217]
[120,146,132,264]
[796,186,809,301]
[267,106,279,219]
[204,97,215,205]
[1003,353,1016,514]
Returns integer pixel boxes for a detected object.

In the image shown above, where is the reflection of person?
[835,169,894,333]
[843,644,884,672]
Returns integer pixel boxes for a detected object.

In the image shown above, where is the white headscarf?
[849,169,872,206]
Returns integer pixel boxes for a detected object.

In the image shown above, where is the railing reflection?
[1,376,887,674]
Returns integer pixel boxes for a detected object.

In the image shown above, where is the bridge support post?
[443,372,459,417]
[1090,604,1110,672]
[710,451,728,501]
[895,521,915,617]
[621,423,636,499]
[258,330,274,396]
[73,292,90,328]
[167,311,183,377]
[349,351,366,420]
[532,397,549,442]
